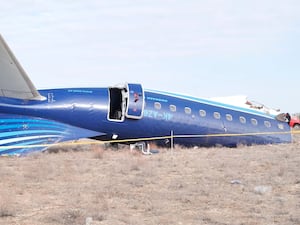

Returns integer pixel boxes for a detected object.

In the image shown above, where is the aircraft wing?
[0,34,44,100]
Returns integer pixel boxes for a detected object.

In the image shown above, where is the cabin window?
[251,118,258,126]
[199,110,206,117]
[239,116,246,124]
[214,112,221,119]
[170,105,176,112]
[185,107,192,114]
[278,123,284,130]
[154,102,161,110]
[264,121,271,128]
[226,114,233,121]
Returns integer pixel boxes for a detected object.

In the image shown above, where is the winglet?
[0,34,45,100]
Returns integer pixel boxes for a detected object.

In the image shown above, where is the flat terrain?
[0,135,299,225]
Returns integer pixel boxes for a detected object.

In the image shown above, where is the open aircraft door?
[125,83,144,119]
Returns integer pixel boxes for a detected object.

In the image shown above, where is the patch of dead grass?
[0,139,299,225]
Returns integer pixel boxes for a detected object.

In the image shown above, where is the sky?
[1,0,300,113]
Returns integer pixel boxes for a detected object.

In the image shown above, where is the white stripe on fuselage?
[145,89,275,119]
[0,135,61,145]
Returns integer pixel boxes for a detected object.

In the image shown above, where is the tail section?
[0,34,44,100]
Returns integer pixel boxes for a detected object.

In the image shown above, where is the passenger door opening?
[108,83,144,121]
[108,87,125,121]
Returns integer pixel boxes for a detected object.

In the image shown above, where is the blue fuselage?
[0,86,291,155]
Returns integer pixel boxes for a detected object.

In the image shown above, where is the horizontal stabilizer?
[0,34,44,100]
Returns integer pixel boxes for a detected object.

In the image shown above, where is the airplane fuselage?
[0,34,291,155]
[0,85,292,155]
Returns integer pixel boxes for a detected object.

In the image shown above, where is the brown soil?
[0,135,299,225]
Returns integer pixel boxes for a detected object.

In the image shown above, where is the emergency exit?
[125,83,144,119]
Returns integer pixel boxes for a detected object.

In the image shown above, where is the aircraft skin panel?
[0,87,292,155]
[140,91,291,146]
[146,89,275,119]
[0,113,105,155]
[0,34,44,100]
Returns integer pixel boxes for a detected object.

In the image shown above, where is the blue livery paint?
[0,34,292,155]
[126,83,144,119]
[0,85,291,155]
[0,113,104,155]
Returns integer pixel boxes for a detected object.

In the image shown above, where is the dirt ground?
[0,135,299,225]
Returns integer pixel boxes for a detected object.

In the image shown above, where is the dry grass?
[0,135,299,225]
[0,190,15,218]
